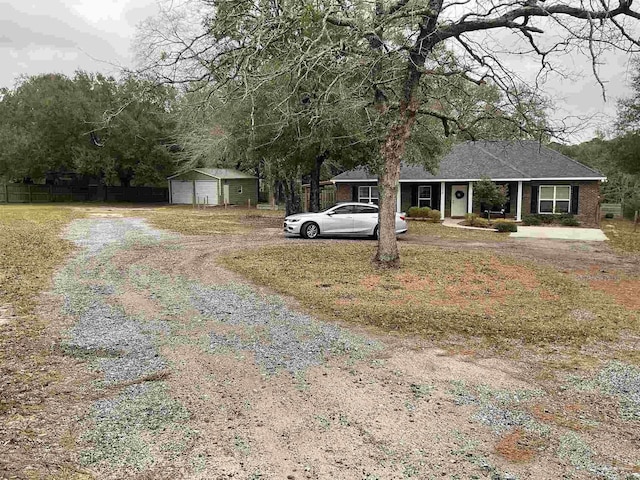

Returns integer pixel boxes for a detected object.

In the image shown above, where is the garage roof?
[168,168,256,180]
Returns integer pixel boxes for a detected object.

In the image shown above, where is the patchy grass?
[0,205,86,478]
[137,206,283,236]
[407,221,505,242]
[0,205,82,314]
[601,219,640,254]
[220,243,638,346]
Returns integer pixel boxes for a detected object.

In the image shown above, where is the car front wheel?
[301,222,320,239]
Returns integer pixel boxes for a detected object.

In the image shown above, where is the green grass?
[407,221,506,242]
[601,219,640,254]
[220,243,638,346]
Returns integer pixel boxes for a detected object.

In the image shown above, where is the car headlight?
[286,218,300,223]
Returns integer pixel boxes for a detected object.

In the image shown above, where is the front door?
[450,185,468,217]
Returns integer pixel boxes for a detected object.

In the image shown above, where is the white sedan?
[283,202,408,239]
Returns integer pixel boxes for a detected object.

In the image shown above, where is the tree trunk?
[309,151,327,212]
[375,99,419,267]
[284,178,301,216]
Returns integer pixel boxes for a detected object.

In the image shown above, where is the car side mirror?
[326,211,334,216]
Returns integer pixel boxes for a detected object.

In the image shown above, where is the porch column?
[440,181,446,219]
[396,182,401,212]
[516,181,523,221]
[467,181,474,214]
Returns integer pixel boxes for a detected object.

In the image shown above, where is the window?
[332,205,355,214]
[539,185,571,214]
[358,186,379,204]
[237,186,243,194]
[418,185,432,208]
[353,205,378,214]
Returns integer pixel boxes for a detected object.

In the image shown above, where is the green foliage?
[463,213,490,228]
[0,72,177,186]
[493,220,518,232]
[473,179,508,210]
[560,216,581,227]
[522,214,541,226]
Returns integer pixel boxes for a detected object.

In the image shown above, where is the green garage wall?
[222,178,258,206]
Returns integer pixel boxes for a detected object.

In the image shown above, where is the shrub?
[407,206,432,218]
[522,214,541,226]
[473,217,490,228]
[539,214,556,224]
[428,209,441,222]
[494,220,518,232]
[560,216,581,227]
[463,213,478,226]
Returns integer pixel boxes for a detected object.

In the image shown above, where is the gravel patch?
[448,381,549,435]
[568,361,640,421]
[557,433,620,480]
[55,218,188,468]
[81,382,189,469]
[192,284,380,375]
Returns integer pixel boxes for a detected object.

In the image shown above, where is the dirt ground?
[2,208,639,480]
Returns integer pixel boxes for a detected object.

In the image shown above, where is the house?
[168,168,258,206]
[331,141,605,226]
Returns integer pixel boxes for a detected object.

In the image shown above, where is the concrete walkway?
[510,226,609,241]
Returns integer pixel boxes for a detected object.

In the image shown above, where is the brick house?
[332,141,605,226]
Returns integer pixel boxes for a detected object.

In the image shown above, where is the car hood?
[285,213,318,220]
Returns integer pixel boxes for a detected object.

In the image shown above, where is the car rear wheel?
[372,225,379,240]
[301,222,320,239]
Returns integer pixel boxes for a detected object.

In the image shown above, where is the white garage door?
[195,180,218,205]
[171,180,193,204]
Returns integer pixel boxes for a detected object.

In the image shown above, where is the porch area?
[397,181,523,221]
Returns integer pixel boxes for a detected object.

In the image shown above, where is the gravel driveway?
[50,215,639,480]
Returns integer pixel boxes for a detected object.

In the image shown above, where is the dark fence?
[0,184,168,204]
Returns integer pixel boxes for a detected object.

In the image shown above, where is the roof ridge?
[474,142,529,177]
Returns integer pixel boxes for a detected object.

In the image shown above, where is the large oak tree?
[138,0,640,266]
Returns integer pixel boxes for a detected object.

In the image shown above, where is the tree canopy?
[138,0,640,265]
[0,72,178,186]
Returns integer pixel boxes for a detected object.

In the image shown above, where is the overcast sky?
[0,0,636,143]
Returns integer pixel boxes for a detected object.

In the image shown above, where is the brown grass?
[408,221,505,241]
[0,205,88,478]
[220,243,639,346]
[601,219,640,254]
[590,278,640,310]
[139,206,283,236]
[495,429,537,463]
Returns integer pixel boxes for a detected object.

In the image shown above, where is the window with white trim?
[539,185,571,214]
[418,185,432,208]
[358,186,379,204]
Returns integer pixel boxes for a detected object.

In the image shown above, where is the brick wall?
[336,183,352,202]
[576,181,600,227]
[522,184,532,216]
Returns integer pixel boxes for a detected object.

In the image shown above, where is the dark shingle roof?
[332,141,605,181]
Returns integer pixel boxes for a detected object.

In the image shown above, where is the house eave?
[332,177,607,183]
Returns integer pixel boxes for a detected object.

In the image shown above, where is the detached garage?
[167,169,258,206]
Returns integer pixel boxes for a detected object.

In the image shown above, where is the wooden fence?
[601,203,623,217]
[0,184,168,204]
